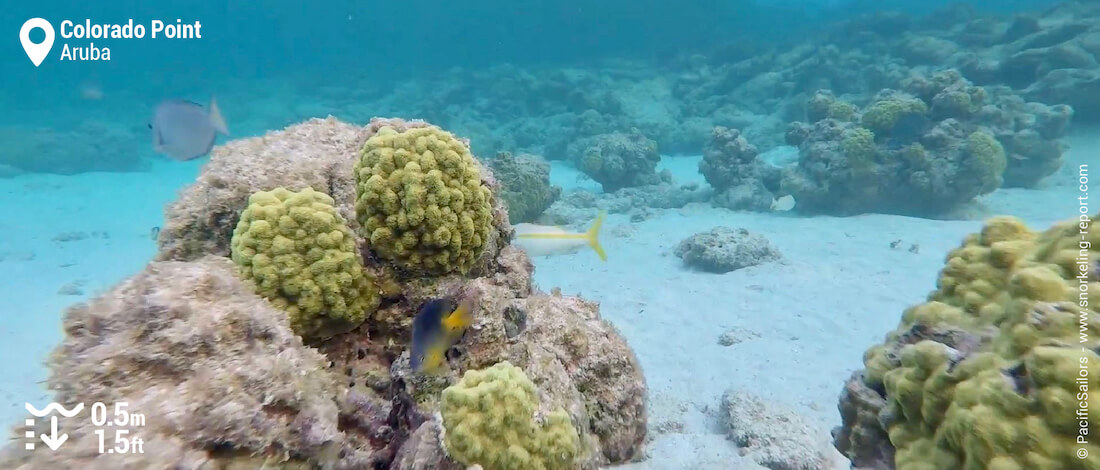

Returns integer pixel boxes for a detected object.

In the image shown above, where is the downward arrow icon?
[39,416,68,450]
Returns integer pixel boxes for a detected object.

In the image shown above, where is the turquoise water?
[2,1,1096,469]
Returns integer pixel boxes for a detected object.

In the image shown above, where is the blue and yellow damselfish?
[409,295,476,375]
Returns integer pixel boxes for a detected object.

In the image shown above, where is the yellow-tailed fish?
[513,212,607,261]
[409,296,475,375]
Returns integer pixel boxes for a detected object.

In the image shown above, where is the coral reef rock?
[700,126,782,211]
[674,227,782,274]
[487,151,562,224]
[2,117,647,470]
[0,257,371,469]
[567,128,663,192]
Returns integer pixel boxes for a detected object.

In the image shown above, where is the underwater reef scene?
[3,0,1100,469]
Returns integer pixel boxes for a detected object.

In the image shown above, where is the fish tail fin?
[585,211,607,261]
[208,95,230,136]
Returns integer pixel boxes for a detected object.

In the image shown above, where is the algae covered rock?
[440,361,580,470]
[0,257,373,469]
[834,216,1100,470]
[675,227,782,273]
[487,151,561,223]
[231,187,379,341]
[354,125,495,277]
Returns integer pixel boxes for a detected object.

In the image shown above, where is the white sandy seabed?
[0,126,1095,469]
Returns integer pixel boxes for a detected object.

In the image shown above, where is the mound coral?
[566,128,663,192]
[859,94,929,135]
[807,90,859,122]
[354,126,495,277]
[440,361,580,470]
[841,126,876,168]
[700,126,781,211]
[487,151,561,223]
[230,187,379,341]
[963,130,1008,191]
[834,216,1100,470]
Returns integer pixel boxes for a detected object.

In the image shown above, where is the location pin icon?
[20,18,55,67]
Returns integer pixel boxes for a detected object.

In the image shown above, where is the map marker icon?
[20,18,54,67]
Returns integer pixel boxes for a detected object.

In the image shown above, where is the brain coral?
[440,361,580,470]
[230,187,379,341]
[354,126,494,277]
[834,216,1100,470]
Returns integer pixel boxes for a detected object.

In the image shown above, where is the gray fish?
[150,97,228,161]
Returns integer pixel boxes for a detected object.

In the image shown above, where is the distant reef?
[369,1,1093,170]
[8,2,1094,198]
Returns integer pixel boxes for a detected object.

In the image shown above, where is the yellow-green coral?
[860,98,928,133]
[841,127,876,168]
[899,143,928,169]
[440,361,580,470]
[579,149,603,174]
[353,126,494,276]
[861,216,1100,470]
[828,101,858,121]
[965,131,1008,174]
[230,187,379,341]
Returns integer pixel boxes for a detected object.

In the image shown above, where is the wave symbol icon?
[25,402,84,417]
